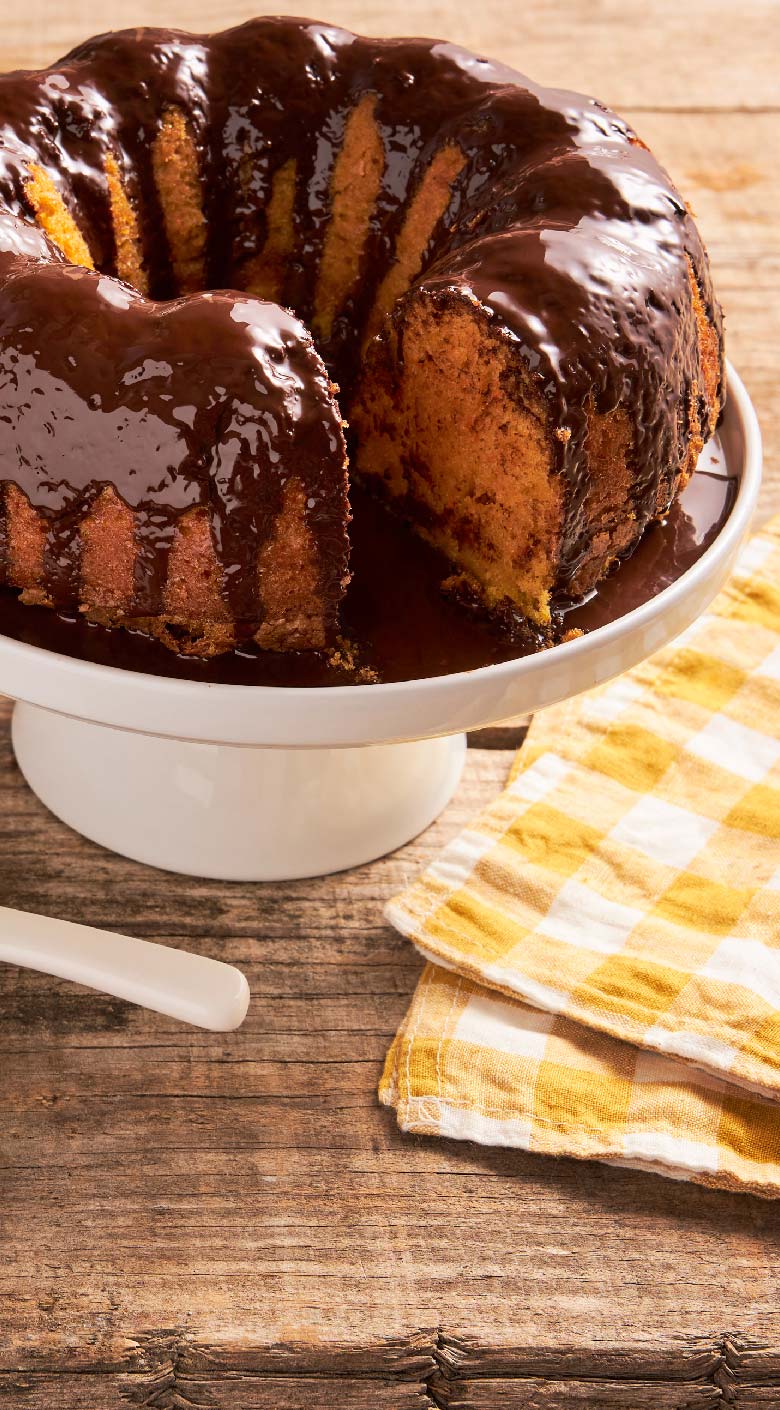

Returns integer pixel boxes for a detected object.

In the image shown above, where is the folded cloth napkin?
[380,516,780,1196]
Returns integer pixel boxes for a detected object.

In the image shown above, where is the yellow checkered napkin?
[380,965,780,1195]
[380,517,780,1194]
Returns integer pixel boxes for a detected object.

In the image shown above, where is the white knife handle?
[0,904,250,1031]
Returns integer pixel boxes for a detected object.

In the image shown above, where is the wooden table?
[1,2,779,1405]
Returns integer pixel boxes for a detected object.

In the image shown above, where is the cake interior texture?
[0,17,724,657]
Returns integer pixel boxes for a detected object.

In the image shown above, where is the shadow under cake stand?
[0,364,761,880]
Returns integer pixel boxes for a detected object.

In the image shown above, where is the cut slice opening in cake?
[352,296,563,624]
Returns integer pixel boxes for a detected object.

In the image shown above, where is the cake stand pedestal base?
[11,701,467,881]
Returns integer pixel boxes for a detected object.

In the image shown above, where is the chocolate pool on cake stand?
[0,366,761,881]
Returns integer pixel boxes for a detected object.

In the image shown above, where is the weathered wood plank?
[429,1373,721,1408]
[0,1373,434,1409]
[4,1348,780,1409]
[2,1330,780,1409]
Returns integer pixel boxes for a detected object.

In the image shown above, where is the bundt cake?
[0,17,724,657]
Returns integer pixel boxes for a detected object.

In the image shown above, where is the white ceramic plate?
[0,363,762,879]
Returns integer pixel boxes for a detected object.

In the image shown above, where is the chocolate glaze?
[0,257,346,621]
[0,17,723,635]
[0,434,736,686]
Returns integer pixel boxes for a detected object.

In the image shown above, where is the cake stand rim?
[0,361,762,748]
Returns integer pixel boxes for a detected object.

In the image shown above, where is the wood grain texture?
[1,691,780,1403]
[1,1,779,1404]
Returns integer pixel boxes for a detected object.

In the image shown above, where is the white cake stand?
[0,365,761,880]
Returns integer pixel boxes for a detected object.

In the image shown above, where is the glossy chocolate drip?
[0,17,723,638]
[0,257,345,622]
